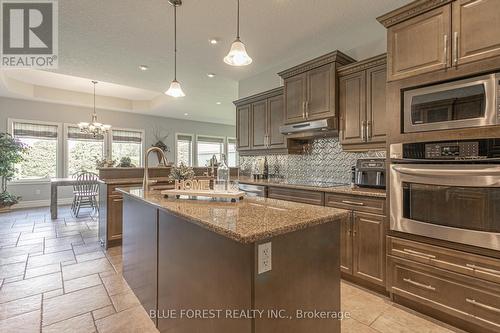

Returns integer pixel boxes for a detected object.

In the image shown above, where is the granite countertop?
[118,188,349,244]
[239,178,386,198]
[99,177,173,185]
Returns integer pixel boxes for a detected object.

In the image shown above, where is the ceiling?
[0,0,411,125]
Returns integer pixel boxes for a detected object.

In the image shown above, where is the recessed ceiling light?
[216,102,222,105]
[139,65,149,71]
[209,38,219,45]
[207,73,216,78]
[184,113,189,116]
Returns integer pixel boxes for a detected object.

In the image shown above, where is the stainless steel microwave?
[403,73,500,133]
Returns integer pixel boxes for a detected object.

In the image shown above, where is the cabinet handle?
[341,200,365,206]
[466,299,500,314]
[305,101,309,119]
[403,248,436,259]
[403,278,436,291]
[367,121,372,139]
[443,34,448,66]
[267,134,270,148]
[302,102,306,119]
[453,31,459,66]
[466,264,500,279]
[113,198,123,202]
[361,122,366,142]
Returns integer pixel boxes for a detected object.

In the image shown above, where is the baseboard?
[11,198,74,210]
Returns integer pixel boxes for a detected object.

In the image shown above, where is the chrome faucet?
[143,147,168,191]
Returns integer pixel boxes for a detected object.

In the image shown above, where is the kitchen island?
[119,188,349,333]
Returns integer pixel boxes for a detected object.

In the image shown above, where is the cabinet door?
[251,100,267,149]
[387,5,451,81]
[268,95,287,149]
[452,0,500,66]
[366,65,387,143]
[236,105,251,150]
[339,71,366,145]
[353,212,385,286]
[307,64,333,120]
[284,73,307,124]
[108,195,123,241]
[340,213,353,275]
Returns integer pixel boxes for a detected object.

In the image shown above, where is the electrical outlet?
[258,242,272,274]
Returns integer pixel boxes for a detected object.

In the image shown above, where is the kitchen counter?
[99,177,172,185]
[239,177,386,198]
[118,187,348,243]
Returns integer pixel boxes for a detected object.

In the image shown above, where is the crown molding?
[338,54,387,76]
[233,87,283,107]
[277,50,356,79]
[377,0,453,28]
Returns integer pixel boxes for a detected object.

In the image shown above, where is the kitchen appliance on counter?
[403,72,500,133]
[352,158,386,189]
[390,138,500,250]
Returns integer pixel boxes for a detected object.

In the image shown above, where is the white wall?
[0,96,235,204]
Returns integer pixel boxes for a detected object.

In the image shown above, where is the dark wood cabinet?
[340,214,353,275]
[268,95,287,149]
[338,54,387,151]
[109,195,123,242]
[236,105,251,150]
[279,51,355,125]
[251,100,268,149]
[379,0,500,81]
[267,186,325,206]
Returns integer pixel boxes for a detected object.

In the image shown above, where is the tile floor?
[0,206,464,333]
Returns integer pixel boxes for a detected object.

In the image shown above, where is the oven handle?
[391,165,500,177]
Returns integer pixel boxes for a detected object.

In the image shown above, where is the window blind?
[197,136,224,144]
[13,122,58,139]
[177,134,193,142]
[112,129,142,143]
[67,126,104,141]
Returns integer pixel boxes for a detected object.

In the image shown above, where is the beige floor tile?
[110,291,140,312]
[27,250,75,268]
[2,274,24,284]
[341,282,390,325]
[76,251,105,263]
[0,309,41,332]
[44,235,83,249]
[92,305,116,320]
[0,254,28,266]
[105,247,121,257]
[371,305,459,333]
[42,284,111,326]
[43,288,64,299]
[73,242,102,255]
[64,274,101,293]
[25,263,61,279]
[0,262,26,279]
[0,272,62,303]
[62,258,114,280]
[42,312,96,333]
[0,243,43,259]
[100,273,131,296]
[342,317,380,333]
[0,294,41,320]
[95,305,158,333]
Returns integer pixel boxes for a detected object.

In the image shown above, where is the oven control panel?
[425,142,479,159]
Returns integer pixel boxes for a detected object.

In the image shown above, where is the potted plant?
[117,156,135,168]
[169,163,195,181]
[0,133,27,212]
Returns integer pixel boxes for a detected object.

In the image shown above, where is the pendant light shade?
[78,81,111,137]
[165,0,185,97]
[224,0,252,67]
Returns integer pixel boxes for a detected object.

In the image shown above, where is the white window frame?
[174,133,194,166]
[195,134,226,167]
[226,137,239,167]
[7,118,63,184]
[109,127,145,167]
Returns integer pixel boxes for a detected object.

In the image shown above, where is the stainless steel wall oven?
[403,73,500,133]
[390,139,500,250]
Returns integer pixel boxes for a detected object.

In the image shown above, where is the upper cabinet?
[378,0,500,81]
[338,54,387,151]
[278,51,355,125]
[234,87,296,155]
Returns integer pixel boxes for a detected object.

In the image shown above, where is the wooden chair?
[71,172,99,217]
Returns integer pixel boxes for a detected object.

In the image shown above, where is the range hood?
[279,118,338,139]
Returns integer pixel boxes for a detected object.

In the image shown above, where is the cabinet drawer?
[325,193,385,215]
[388,237,500,285]
[389,256,500,332]
[109,183,141,196]
[267,186,324,206]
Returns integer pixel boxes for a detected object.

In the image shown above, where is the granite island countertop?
[118,187,349,244]
[239,178,386,198]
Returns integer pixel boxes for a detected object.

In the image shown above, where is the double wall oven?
[390,139,500,251]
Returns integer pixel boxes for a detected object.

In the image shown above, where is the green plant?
[0,133,27,207]
[95,157,116,168]
[117,156,135,168]
[169,163,195,181]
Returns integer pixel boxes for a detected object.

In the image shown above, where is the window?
[111,129,143,167]
[227,138,238,167]
[196,136,224,167]
[11,121,59,181]
[66,126,104,176]
[175,134,193,166]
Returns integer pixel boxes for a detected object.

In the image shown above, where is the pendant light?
[224,0,252,66]
[165,0,185,97]
[78,81,111,137]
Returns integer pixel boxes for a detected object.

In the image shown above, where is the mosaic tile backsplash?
[239,137,386,184]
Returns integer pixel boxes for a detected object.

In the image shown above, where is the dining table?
[50,177,98,219]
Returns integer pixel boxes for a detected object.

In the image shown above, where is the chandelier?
[78,81,111,137]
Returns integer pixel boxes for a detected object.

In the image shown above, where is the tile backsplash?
[239,137,386,184]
